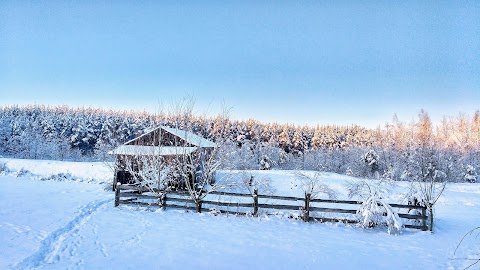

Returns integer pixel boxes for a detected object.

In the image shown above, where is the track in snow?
[13,199,111,270]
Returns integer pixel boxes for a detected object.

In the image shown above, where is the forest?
[0,105,478,183]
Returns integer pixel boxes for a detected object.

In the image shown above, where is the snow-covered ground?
[1,158,479,270]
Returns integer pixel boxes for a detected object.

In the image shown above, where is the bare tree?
[414,162,447,232]
[123,152,172,194]
[167,98,235,212]
[294,171,337,200]
[171,148,219,212]
[235,172,275,196]
[401,110,448,232]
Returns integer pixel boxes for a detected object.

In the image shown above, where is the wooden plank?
[117,185,149,192]
[167,190,190,196]
[118,191,143,196]
[202,200,253,208]
[309,199,426,211]
[209,191,254,198]
[258,194,302,201]
[164,204,195,210]
[120,198,137,202]
[165,194,191,199]
[310,198,363,205]
[118,185,171,194]
[309,216,359,224]
[257,204,302,210]
[118,193,158,200]
[310,207,358,214]
[389,203,426,210]
[217,209,249,216]
[404,224,426,230]
[118,201,160,207]
[398,213,427,220]
[166,197,193,203]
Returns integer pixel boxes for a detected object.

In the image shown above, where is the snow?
[161,126,216,147]
[160,125,216,148]
[1,158,479,269]
[0,158,112,183]
[122,125,216,148]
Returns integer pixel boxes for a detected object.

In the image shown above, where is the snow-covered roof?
[108,145,198,156]
[122,125,215,148]
[160,125,216,148]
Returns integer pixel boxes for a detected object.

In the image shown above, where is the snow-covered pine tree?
[464,165,477,183]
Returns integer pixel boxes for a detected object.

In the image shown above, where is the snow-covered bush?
[404,193,423,217]
[364,149,379,169]
[464,165,477,183]
[208,208,222,216]
[15,168,31,177]
[347,178,402,234]
[260,155,272,170]
[0,161,7,175]
[40,173,74,182]
[413,161,447,231]
[381,166,396,181]
[356,187,403,234]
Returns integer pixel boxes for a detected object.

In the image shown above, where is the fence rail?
[114,183,428,231]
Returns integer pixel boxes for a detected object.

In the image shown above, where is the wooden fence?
[114,183,428,231]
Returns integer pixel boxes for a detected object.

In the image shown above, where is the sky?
[1,1,479,127]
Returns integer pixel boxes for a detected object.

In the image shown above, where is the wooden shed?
[109,125,215,189]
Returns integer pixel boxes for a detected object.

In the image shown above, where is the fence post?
[196,200,203,213]
[114,182,120,207]
[304,193,311,222]
[253,188,259,216]
[421,207,427,231]
[161,193,166,210]
[428,204,433,232]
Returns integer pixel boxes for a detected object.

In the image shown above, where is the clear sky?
[1,1,479,127]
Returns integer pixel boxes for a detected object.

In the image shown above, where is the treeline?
[0,105,478,182]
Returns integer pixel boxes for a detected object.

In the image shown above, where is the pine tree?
[278,126,291,152]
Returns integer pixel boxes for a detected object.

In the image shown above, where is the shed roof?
[123,125,215,148]
[160,125,216,148]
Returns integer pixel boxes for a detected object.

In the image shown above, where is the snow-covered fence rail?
[307,198,427,230]
[114,184,428,231]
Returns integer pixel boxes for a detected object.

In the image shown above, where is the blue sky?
[1,1,479,127]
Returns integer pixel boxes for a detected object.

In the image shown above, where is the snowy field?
[1,158,479,270]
